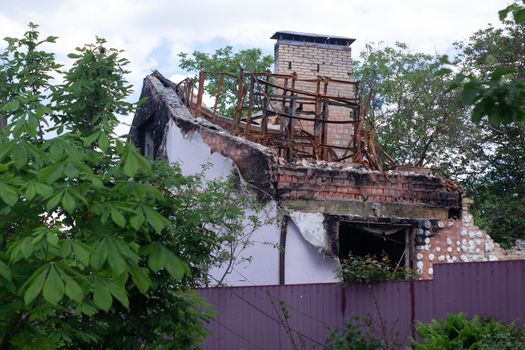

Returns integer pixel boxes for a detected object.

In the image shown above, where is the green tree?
[0,24,258,349]
[453,0,525,125]
[178,46,273,116]
[353,25,525,246]
[451,13,525,247]
[352,43,474,170]
[350,35,525,247]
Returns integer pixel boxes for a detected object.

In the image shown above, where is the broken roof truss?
[167,70,394,169]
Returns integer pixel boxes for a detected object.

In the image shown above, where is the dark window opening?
[316,64,320,72]
[135,118,156,160]
[144,127,155,160]
[448,206,461,219]
[288,61,292,69]
[338,222,411,268]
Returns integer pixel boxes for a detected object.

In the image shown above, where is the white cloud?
[0,14,26,42]
[0,0,509,132]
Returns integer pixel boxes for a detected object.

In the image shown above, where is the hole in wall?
[448,207,461,219]
[136,115,159,160]
[135,117,156,160]
[144,125,155,160]
[338,222,411,268]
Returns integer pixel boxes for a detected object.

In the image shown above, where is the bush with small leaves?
[325,316,381,350]
[337,254,417,285]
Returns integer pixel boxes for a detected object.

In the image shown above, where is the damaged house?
[130,31,511,286]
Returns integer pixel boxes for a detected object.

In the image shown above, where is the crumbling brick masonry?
[132,73,517,281]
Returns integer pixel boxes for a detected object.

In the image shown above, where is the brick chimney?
[270,31,357,152]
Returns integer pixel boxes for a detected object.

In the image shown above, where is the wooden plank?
[231,69,244,133]
[196,72,205,116]
[212,73,224,121]
[313,78,321,159]
[261,70,271,144]
[321,79,329,160]
[286,73,297,159]
[244,76,255,136]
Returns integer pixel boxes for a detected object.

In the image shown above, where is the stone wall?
[414,198,507,279]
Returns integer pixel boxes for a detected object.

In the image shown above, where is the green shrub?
[413,313,525,349]
[325,316,381,350]
[337,254,418,284]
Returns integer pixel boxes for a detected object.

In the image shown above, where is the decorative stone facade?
[414,198,507,278]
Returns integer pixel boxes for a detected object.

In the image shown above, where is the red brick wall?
[190,125,461,209]
[274,42,355,157]
[274,165,460,207]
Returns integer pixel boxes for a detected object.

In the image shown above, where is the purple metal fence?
[197,260,525,349]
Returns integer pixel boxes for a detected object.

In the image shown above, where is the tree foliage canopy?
[178,46,273,116]
[451,13,525,247]
[352,43,471,169]
[451,0,525,125]
[0,23,258,349]
[352,7,525,246]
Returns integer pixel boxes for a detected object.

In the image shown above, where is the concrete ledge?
[282,198,451,221]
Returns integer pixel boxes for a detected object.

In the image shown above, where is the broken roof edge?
[136,71,279,153]
[131,72,461,198]
[283,158,461,187]
[130,72,280,202]
[271,30,356,46]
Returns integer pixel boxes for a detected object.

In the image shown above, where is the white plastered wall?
[165,119,339,286]
[284,218,339,284]
[165,120,280,286]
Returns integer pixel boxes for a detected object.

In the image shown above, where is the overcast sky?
[0,0,509,133]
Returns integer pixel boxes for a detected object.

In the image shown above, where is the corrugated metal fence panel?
[342,281,414,346]
[429,261,525,324]
[198,283,343,350]
[198,260,525,350]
